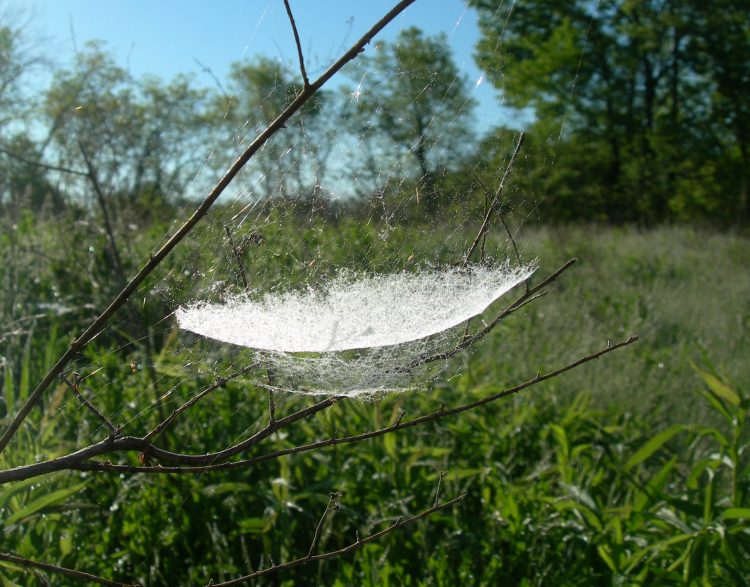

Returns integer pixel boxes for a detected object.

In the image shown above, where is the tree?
[43,42,209,219]
[469,0,750,224]
[0,8,52,212]
[217,57,335,203]
[347,26,476,212]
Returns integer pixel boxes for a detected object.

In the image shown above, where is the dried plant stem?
[0,0,418,455]
[308,493,339,557]
[0,552,138,587]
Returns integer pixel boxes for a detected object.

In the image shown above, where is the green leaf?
[0,477,37,509]
[238,517,268,534]
[625,425,684,470]
[696,369,741,406]
[597,545,617,571]
[4,481,88,526]
[635,456,677,512]
[202,483,253,497]
[722,508,750,521]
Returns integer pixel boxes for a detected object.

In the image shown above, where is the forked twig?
[144,364,255,442]
[308,492,340,557]
[204,494,465,586]
[0,552,138,587]
[463,132,525,267]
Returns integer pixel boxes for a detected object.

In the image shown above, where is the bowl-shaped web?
[176,263,534,396]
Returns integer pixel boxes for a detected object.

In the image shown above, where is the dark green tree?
[469,0,749,224]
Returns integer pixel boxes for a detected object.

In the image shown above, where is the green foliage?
[1,217,749,584]
[469,0,750,225]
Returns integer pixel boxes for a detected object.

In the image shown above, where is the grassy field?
[1,217,748,585]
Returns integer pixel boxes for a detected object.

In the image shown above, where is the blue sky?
[11,0,521,131]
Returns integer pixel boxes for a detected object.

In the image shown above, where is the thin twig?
[0,144,89,176]
[224,225,250,290]
[307,492,339,558]
[144,365,255,442]
[284,0,310,88]
[434,471,447,506]
[0,552,138,587]
[59,372,119,437]
[412,258,575,367]
[463,132,525,267]
[0,0,418,455]
[78,141,126,283]
[472,171,523,270]
[204,494,465,586]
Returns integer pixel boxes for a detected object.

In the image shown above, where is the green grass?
[1,215,749,585]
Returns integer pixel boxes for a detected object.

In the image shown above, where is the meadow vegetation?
[1,0,749,583]
[1,207,748,584]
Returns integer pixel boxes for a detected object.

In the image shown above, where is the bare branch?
[284,0,310,88]
[58,335,638,477]
[0,0,418,455]
[204,493,465,586]
[0,392,341,483]
[0,552,138,587]
[463,132,525,267]
[472,171,523,271]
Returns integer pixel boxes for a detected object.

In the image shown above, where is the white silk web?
[175,263,534,396]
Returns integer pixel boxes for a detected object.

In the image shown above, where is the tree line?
[1,0,748,226]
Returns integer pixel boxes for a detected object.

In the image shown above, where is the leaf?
[202,483,254,497]
[597,545,617,572]
[238,517,268,534]
[4,481,88,526]
[635,456,677,512]
[696,368,741,406]
[625,425,684,470]
[0,477,37,508]
[722,508,750,521]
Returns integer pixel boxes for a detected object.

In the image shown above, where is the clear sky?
[10,0,520,131]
